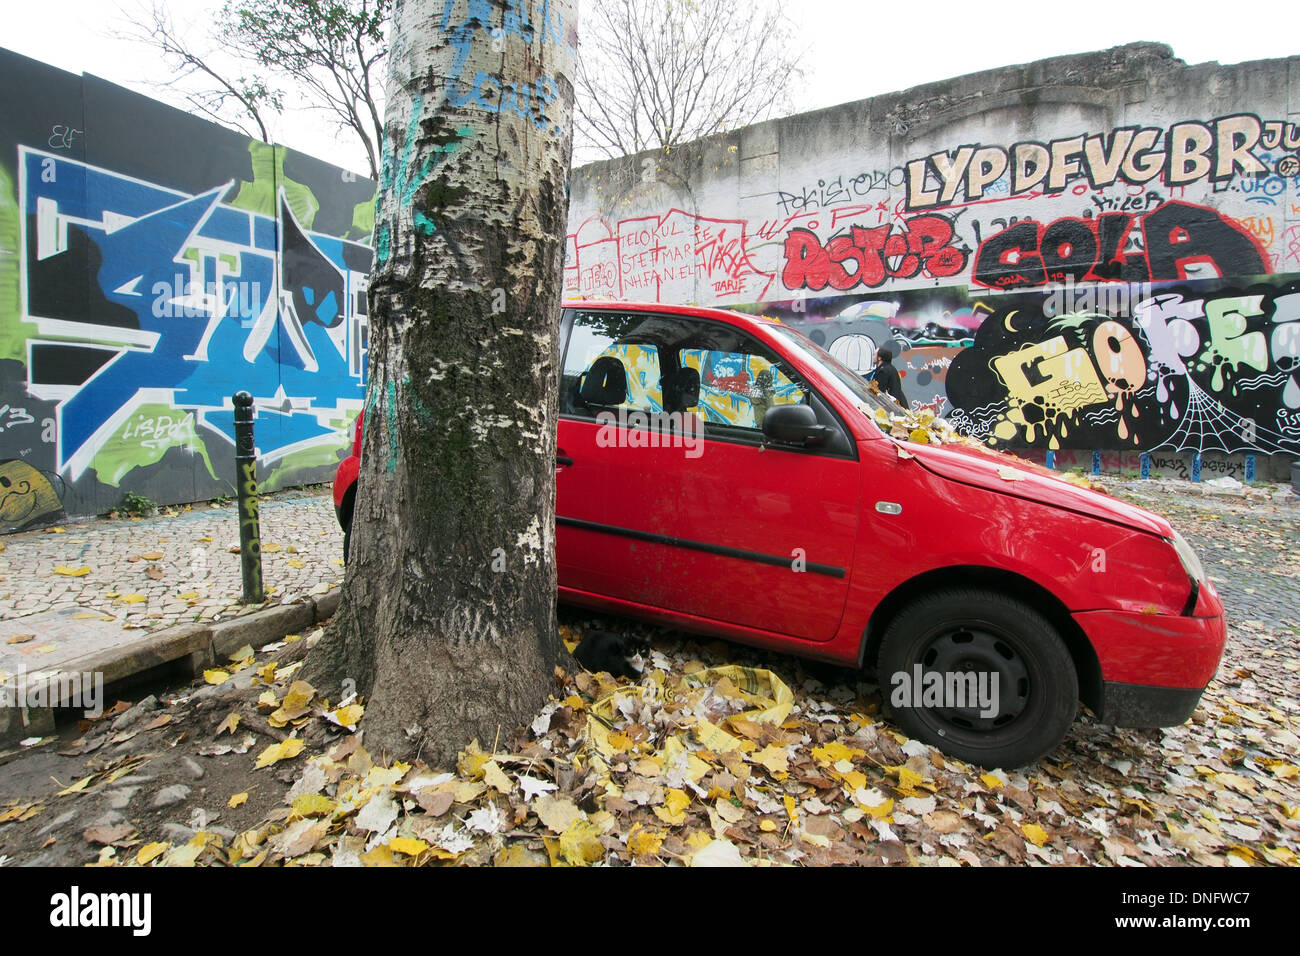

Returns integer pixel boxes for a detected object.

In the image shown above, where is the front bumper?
[1071,604,1226,727]
[1096,681,1206,727]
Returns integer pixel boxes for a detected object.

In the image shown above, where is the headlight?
[1168,530,1205,584]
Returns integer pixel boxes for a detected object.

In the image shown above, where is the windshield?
[768,325,905,416]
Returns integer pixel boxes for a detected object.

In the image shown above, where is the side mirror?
[763,404,830,447]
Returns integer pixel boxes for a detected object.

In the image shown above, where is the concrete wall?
[565,43,1300,477]
[0,48,377,532]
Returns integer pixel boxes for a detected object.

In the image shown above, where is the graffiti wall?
[0,48,376,531]
[565,43,1300,469]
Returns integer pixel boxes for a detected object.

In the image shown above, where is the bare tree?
[302,0,576,766]
[572,0,803,161]
[227,0,389,179]
[120,0,389,179]
[117,1,283,143]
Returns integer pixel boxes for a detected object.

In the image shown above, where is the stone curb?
[0,590,342,748]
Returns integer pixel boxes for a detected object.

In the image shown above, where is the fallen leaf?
[53,566,90,577]
[217,712,241,736]
[83,823,137,846]
[254,738,305,769]
[5,634,34,645]
[389,837,429,857]
[136,843,169,865]
[228,792,248,809]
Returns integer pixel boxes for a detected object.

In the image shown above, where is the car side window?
[680,347,808,434]
[560,311,663,418]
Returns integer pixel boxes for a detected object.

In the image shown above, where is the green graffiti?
[89,404,219,487]
[229,143,320,228]
[261,432,351,492]
[1197,296,1269,394]
[0,166,35,363]
[375,104,469,266]
[350,193,376,242]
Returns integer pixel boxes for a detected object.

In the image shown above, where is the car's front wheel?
[877,589,1078,768]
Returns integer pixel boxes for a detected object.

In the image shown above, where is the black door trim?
[557,515,847,578]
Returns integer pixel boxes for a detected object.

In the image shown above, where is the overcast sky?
[5,0,1297,176]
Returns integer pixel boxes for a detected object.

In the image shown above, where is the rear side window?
[561,311,663,417]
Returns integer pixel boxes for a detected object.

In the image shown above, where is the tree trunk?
[304,0,577,767]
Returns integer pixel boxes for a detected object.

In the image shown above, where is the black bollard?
[233,391,265,603]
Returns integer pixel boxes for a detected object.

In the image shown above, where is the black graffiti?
[972,201,1268,289]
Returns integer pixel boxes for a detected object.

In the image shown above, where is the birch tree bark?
[304,0,577,766]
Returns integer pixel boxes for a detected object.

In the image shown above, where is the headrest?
[663,366,700,411]
[579,355,627,406]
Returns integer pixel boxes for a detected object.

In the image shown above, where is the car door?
[556,309,860,642]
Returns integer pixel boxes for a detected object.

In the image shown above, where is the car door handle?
[556,455,574,466]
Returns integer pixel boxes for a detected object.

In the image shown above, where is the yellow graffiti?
[0,460,62,529]
[992,336,1110,444]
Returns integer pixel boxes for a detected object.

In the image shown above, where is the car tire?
[877,588,1078,768]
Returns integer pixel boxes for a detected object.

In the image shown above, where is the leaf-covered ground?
[0,479,1296,867]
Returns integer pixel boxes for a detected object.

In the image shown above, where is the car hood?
[904,440,1174,537]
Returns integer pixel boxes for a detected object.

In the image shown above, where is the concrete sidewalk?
[0,488,346,742]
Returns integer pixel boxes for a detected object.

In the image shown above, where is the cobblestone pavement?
[0,488,344,633]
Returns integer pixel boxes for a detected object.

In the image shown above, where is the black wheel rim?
[908,624,1032,736]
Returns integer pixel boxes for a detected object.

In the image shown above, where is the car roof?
[561,299,779,328]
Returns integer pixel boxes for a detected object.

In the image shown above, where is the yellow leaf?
[458,748,491,781]
[136,842,169,865]
[812,741,863,764]
[228,792,248,809]
[759,819,778,832]
[751,745,789,775]
[5,634,34,644]
[257,662,278,684]
[627,826,665,856]
[329,703,364,728]
[287,559,305,569]
[53,566,90,577]
[980,773,1004,790]
[558,820,605,866]
[665,789,690,815]
[784,793,798,825]
[389,837,429,857]
[268,680,316,726]
[254,738,305,769]
[482,760,513,794]
[1021,823,1049,847]
[290,793,336,818]
[364,763,410,789]
[177,592,199,600]
[204,669,231,686]
[141,552,164,560]
[57,776,94,797]
[228,644,255,663]
[262,543,282,553]
[118,594,147,604]
[896,766,924,793]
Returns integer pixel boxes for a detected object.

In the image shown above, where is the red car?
[334,301,1226,767]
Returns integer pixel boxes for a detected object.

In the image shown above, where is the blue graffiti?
[20,149,370,476]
